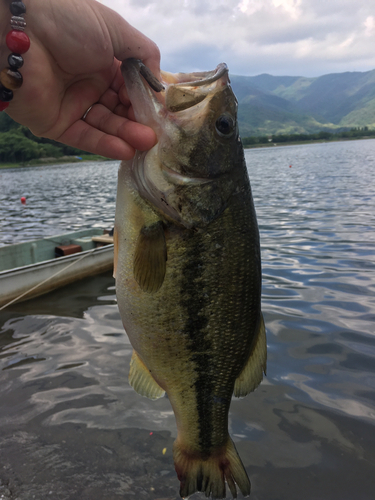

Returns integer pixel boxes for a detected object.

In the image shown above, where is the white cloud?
[102,0,375,76]
[237,0,264,16]
[272,0,302,20]
[364,16,375,36]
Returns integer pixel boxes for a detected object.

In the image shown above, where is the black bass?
[114,59,266,499]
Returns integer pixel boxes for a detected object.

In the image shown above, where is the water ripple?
[0,141,375,498]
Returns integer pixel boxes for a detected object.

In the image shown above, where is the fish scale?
[115,59,266,499]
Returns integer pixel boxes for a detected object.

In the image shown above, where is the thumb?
[95,2,161,80]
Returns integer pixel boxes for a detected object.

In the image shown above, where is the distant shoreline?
[243,135,375,149]
[1,136,374,169]
[0,154,112,170]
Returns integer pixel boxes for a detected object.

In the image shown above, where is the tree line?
[0,113,88,163]
[1,112,375,163]
[242,127,375,146]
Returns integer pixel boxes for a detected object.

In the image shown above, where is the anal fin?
[234,313,267,398]
[134,221,167,293]
[128,350,165,400]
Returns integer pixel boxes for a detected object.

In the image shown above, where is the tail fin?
[173,437,250,499]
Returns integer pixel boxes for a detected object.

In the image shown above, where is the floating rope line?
[0,247,102,311]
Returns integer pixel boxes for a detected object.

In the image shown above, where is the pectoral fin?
[128,350,165,400]
[134,221,167,293]
[234,313,267,398]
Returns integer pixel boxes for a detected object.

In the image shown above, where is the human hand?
[0,0,160,160]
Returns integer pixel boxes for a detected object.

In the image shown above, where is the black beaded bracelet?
[0,1,30,111]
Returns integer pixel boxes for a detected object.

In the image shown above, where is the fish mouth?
[121,59,232,122]
[171,63,229,88]
[125,59,229,93]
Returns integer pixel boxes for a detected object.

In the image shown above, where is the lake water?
[0,140,374,500]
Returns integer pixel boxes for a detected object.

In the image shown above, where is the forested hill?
[0,112,90,163]
[230,69,375,136]
[1,68,374,162]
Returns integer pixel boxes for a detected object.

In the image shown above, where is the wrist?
[0,2,9,54]
[0,1,30,111]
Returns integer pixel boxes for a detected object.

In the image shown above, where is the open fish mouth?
[128,59,229,93]
[121,59,232,122]
[169,62,229,87]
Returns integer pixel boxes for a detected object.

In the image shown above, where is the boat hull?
[0,230,114,307]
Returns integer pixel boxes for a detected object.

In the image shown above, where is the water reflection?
[0,275,177,434]
[1,141,375,499]
[0,161,119,246]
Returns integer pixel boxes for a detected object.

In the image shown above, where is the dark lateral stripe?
[180,236,213,452]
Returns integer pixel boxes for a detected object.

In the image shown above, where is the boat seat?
[55,244,82,257]
[91,235,114,245]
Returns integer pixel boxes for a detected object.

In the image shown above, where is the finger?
[58,119,136,160]
[113,102,131,119]
[117,85,136,122]
[98,88,121,112]
[110,62,128,93]
[96,3,161,80]
[84,103,156,151]
[98,83,131,118]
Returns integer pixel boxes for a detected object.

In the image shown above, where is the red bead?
[6,30,30,54]
[0,101,10,112]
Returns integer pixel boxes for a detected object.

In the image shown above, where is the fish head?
[121,60,245,228]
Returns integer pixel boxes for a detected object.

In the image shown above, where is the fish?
[114,59,266,499]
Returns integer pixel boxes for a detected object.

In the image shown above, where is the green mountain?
[230,69,375,136]
[1,69,374,144]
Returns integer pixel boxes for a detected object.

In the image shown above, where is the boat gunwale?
[0,244,114,277]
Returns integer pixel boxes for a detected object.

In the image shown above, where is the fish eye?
[215,115,235,138]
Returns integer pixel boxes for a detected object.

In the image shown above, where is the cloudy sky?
[101,0,375,77]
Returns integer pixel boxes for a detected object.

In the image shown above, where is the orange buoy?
[21,196,26,204]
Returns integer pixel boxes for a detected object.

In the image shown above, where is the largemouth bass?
[114,59,266,499]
